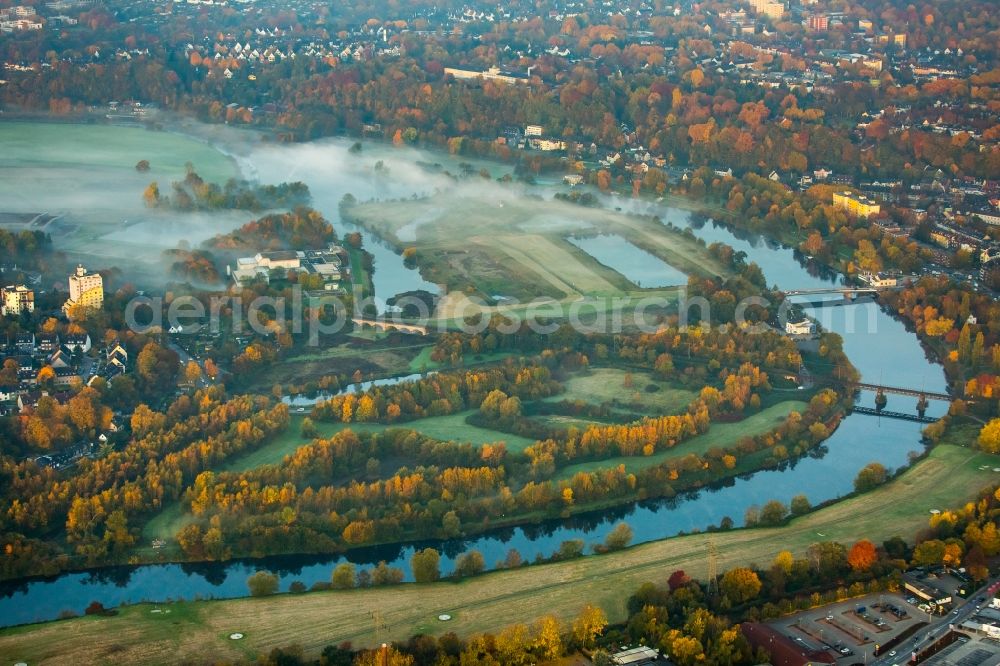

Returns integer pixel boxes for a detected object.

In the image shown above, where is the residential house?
[53,366,81,388]
[13,332,35,354]
[105,341,128,378]
[64,333,91,353]
[48,349,72,369]
[36,333,59,354]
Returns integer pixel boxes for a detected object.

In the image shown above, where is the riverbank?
[2,444,995,664]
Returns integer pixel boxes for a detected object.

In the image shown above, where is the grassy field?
[347,246,374,300]
[555,400,806,480]
[140,502,193,545]
[4,445,996,665]
[223,411,537,472]
[245,343,429,391]
[0,121,242,275]
[485,233,626,296]
[552,367,698,415]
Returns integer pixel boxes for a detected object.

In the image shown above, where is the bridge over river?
[781,284,906,308]
[846,381,952,401]
[850,406,940,424]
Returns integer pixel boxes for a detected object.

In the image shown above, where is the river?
[0,133,950,628]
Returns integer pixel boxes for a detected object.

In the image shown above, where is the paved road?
[873,579,998,666]
[166,338,213,389]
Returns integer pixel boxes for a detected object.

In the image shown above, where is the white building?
[1,285,34,316]
[785,319,816,336]
[860,272,897,288]
[527,137,565,151]
[231,250,302,284]
[443,66,527,85]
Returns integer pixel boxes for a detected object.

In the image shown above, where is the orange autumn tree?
[848,539,878,571]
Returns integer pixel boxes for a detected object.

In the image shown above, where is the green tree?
[301,417,318,439]
[854,462,888,492]
[554,539,585,560]
[912,539,947,566]
[973,332,985,369]
[331,562,355,589]
[441,510,461,537]
[247,570,279,596]
[410,548,441,583]
[759,500,788,526]
[790,494,811,516]
[453,550,485,577]
[958,324,972,364]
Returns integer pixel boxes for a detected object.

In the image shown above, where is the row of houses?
[0,333,129,413]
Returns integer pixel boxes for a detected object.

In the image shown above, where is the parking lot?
[769,593,932,664]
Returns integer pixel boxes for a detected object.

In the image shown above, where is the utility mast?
[707,540,719,596]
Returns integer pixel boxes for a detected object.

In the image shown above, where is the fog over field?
[0,119,697,301]
[0,122,250,280]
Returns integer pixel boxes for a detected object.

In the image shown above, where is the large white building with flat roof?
[1,285,34,316]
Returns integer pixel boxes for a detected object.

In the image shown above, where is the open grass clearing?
[531,414,612,429]
[431,289,681,329]
[555,400,807,480]
[485,233,626,296]
[551,367,699,415]
[243,353,400,393]
[5,445,996,664]
[140,502,194,545]
[222,411,536,472]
